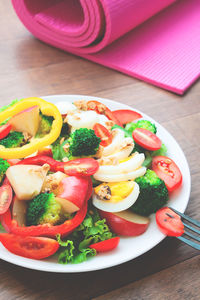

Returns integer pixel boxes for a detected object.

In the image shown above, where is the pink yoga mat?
[12,0,200,94]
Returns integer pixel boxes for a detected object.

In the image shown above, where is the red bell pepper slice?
[90,237,120,252]
[18,156,99,176]
[0,124,12,140]
[1,176,92,238]
[1,195,88,238]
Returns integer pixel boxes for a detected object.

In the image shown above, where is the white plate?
[0,95,191,273]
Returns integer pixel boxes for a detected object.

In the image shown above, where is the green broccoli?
[131,169,168,216]
[125,120,157,135]
[26,193,62,226]
[0,158,10,184]
[36,113,54,137]
[0,131,24,148]
[67,128,101,157]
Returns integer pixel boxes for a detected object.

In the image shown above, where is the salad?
[0,97,183,264]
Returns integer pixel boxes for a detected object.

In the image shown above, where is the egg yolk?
[95,181,135,203]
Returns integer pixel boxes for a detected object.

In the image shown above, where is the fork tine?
[184,230,200,242]
[183,222,200,235]
[177,236,200,250]
[169,207,200,227]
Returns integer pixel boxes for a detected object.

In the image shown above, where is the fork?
[169,207,200,250]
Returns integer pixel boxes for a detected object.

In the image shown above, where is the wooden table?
[0,2,200,300]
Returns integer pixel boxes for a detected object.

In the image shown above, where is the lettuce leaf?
[0,99,21,125]
[57,206,114,264]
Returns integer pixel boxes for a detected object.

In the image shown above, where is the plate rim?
[0,94,191,273]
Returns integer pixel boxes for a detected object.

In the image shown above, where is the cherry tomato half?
[87,100,122,126]
[0,124,12,140]
[93,123,112,147]
[152,156,182,192]
[0,234,59,259]
[64,158,99,176]
[112,109,142,125]
[156,207,184,237]
[132,128,162,151]
[0,184,13,215]
[90,237,120,252]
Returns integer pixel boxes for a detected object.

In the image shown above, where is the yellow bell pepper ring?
[0,97,63,159]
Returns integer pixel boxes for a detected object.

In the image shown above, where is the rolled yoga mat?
[12,0,200,94]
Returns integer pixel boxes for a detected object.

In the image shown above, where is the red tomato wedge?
[0,184,13,215]
[112,109,142,125]
[90,237,120,252]
[0,124,12,140]
[132,128,162,151]
[93,123,112,147]
[64,158,99,176]
[87,100,122,126]
[152,156,182,192]
[0,234,59,259]
[156,207,184,237]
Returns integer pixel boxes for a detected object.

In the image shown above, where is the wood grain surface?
[0,2,200,300]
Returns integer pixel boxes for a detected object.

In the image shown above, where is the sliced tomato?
[37,147,53,157]
[0,124,12,140]
[132,128,162,151]
[87,100,122,126]
[156,207,184,237]
[93,123,112,147]
[152,156,182,192]
[112,109,142,125]
[90,237,120,252]
[64,158,99,176]
[0,185,13,215]
[0,234,59,259]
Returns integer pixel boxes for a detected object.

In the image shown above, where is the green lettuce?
[0,99,21,125]
[57,206,114,264]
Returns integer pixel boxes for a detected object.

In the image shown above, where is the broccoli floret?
[0,131,24,148]
[125,120,157,134]
[68,128,101,157]
[26,193,62,226]
[36,113,54,138]
[0,158,10,184]
[131,169,168,216]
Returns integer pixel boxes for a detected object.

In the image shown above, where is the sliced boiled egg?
[94,152,146,182]
[92,181,139,212]
[97,153,145,175]
[67,110,99,130]
[93,167,146,182]
[104,138,134,161]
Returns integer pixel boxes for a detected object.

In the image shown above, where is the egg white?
[93,166,146,182]
[96,153,145,175]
